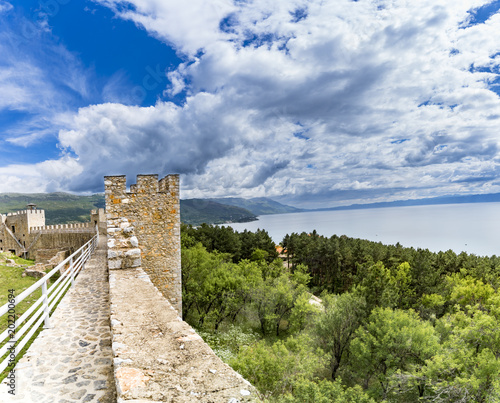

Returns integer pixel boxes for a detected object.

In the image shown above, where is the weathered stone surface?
[24,265,46,278]
[109,266,257,402]
[116,367,150,394]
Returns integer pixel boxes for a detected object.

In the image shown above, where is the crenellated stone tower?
[104,174,182,313]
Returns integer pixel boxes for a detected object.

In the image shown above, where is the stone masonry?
[104,174,182,314]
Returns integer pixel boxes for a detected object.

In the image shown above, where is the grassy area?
[0,251,84,383]
[0,252,74,383]
[0,265,40,329]
[0,254,39,381]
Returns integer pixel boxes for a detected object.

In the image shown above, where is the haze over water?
[229,203,500,257]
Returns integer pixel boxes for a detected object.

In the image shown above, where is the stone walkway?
[0,239,116,402]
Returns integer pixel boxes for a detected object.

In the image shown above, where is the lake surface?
[228,203,500,257]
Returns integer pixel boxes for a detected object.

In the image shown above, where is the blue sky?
[1,0,500,208]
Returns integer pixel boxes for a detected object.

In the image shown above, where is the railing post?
[42,280,51,329]
[70,256,75,287]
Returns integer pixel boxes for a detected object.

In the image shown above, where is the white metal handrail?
[0,233,99,374]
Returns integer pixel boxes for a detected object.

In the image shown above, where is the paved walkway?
[0,239,116,402]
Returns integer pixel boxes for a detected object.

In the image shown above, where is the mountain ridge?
[310,192,500,212]
[2,191,500,225]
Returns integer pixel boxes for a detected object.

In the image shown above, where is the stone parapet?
[108,265,257,402]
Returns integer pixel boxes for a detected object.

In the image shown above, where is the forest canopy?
[181,224,500,402]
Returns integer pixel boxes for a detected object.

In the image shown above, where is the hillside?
[208,197,303,215]
[4,190,500,226]
[180,199,257,225]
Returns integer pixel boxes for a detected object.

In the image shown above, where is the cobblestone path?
[0,239,116,402]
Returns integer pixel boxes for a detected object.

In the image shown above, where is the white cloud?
[9,0,500,206]
[0,17,96,148]
[0,157,82,193]
[0,1,12,14]
[94,0,237,56]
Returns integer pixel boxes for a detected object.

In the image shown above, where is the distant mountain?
[207,197,303,215]
[180,199,257,225]
[0,192,105,224]
[313,192,500,212]
[3,191,498,227]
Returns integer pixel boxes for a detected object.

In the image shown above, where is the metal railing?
[0,233,99,373]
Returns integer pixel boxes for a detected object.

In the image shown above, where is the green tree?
[423,281,500,402]
[181,243,228,321]
[350,307,440,400]
[445,272,495,309]
[425,307,500,402]
[253,264,311,336]
[314,292,366,380]
[181,243,261,329]
[277,379,375,403]
[355,261,396,310]
[389,262,415,309]
[288,291,322,333]
[231,335,327,399]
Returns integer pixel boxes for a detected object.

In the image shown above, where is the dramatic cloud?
[3,0,500,207]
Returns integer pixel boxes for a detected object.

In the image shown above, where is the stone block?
[108,259,122,270]
[124,249,141,258]
[130,236,139,247]
[108,250,123,259]
[115,367,150,395]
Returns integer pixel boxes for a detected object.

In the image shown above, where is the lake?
[228,203,500,257]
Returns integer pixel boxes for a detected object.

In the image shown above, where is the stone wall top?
[4,209,45,217]
[30,223,95,234]
[104,174,179,196]
[109,266,256,402]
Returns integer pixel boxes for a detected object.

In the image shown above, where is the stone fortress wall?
[0,205,101,262]
[0,207,46,255]
[104,174,182,314]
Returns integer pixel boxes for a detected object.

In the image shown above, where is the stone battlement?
[5,209,44,217]
[104,174,179,197]
[31,223,95,233]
